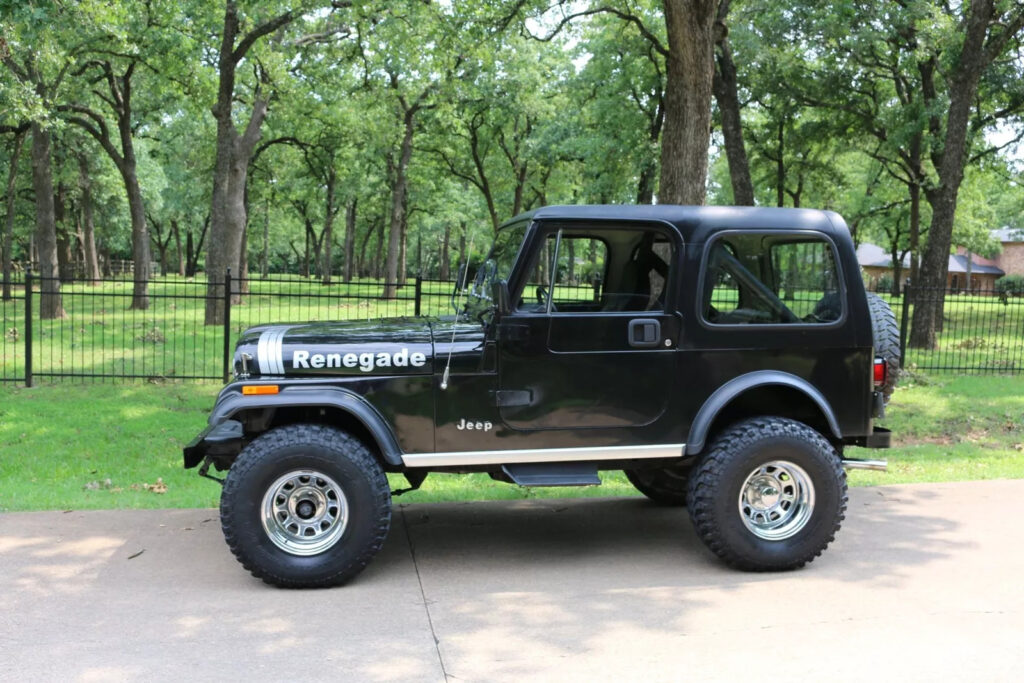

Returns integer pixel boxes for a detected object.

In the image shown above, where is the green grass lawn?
[0,373,1021,512]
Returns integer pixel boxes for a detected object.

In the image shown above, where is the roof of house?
[857,243,909,269]
[857,243,1004,276]
[949,254,1004,275]
[992,226,1024,243]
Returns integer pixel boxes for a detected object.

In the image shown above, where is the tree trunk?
[373,216,384,279]
[398,207,408,287]
[204,1,283,324]
[659,0,719,205]
[439,221,451,280]
[909,0,997,349]
[712,0,754,206]
[458,224,466,271]
[891,248,903,297]
[186,230,195,278]
[965,249,973,293]
[78,155,101,285]
[3,128,25,300]
[384,115,415,298]
[303,218,311,278]
[29,123,63,318]
[171,219,184,277]
[240,182,252,295]
[343,199,356,283]
[636,100,664,205]
[120,144,151,308]
[775,120,785,207]
[261,198,269,278]
[322,168,336,285]
[151,220,169,277]
[908,180,921,291]
[53,182,72,282]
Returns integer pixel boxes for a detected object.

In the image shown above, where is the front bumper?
[183,420,244,468]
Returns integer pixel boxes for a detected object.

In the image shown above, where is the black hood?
[233,318,435,378]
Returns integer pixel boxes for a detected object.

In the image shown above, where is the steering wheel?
[533,285,557,312]
[536,285,548,305]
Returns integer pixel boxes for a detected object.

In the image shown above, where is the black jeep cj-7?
[184,205,897,587]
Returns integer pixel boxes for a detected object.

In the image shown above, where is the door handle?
[628,318,661,348]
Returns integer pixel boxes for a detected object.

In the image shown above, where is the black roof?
[503,205,846,242]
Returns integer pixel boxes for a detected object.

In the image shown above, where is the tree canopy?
[2,0,1023,342]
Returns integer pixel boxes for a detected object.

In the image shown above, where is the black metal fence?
[893,285,1024,375]
[1,273,456,386]
[3,274,1023,385]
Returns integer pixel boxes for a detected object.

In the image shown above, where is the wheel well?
[700,386,835,451]
[235,406,397,471]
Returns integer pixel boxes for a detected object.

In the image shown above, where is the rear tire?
[220,424,391,588]
[687,417,846,571]
[624,466,690,506]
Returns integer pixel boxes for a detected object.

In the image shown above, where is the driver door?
[497,223,681,432]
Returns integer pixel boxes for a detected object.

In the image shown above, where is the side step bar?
[841,458,888,472]
[502,462,601,487]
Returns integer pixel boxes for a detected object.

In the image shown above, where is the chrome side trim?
[401,443,686,468]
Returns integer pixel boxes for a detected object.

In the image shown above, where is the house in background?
[956,227,1024,283]
[857,241,1005,292]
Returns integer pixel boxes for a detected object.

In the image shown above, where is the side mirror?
[492,279,511,315]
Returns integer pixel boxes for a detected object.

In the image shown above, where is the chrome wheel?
[738,460,815,540]
[261,469,349,556]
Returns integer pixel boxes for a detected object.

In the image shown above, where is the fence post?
[899,285,911,368]
[222,268,232,383]
[24,271,32,388]
[414,276,422,316]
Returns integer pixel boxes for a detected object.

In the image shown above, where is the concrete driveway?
[1,480,1022,682]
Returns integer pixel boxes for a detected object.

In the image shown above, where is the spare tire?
[866,292,900,402]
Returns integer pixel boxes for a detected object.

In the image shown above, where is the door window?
[518,227,673,313]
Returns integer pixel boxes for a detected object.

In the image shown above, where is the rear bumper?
[847,426,892,450]
[183,420,244,469]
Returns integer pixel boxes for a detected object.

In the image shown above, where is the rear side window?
[703,234,841,325]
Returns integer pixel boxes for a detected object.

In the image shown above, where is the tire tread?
[687,417,847,571]
[220,424,391,588]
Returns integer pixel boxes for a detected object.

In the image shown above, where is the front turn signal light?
[242,385,280,396]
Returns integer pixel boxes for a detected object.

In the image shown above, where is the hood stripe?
[256,326,289,375]
[257,331,271,374]
[274,327,286,374]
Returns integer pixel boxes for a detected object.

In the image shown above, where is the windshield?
[484,225,527,283]
[462,224,527,316]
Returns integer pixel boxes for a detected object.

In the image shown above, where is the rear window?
[703,234,841,325]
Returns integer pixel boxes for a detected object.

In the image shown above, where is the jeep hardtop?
[185,204,896,587]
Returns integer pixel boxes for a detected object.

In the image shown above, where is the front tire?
[220,424,391,588]
[687,417,846,571]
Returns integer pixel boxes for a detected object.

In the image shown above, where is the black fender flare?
[209,386,404,466]
[685,371,842,455]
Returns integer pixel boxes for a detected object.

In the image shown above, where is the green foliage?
[995,275,1024,298]
[2,0,1023,285]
